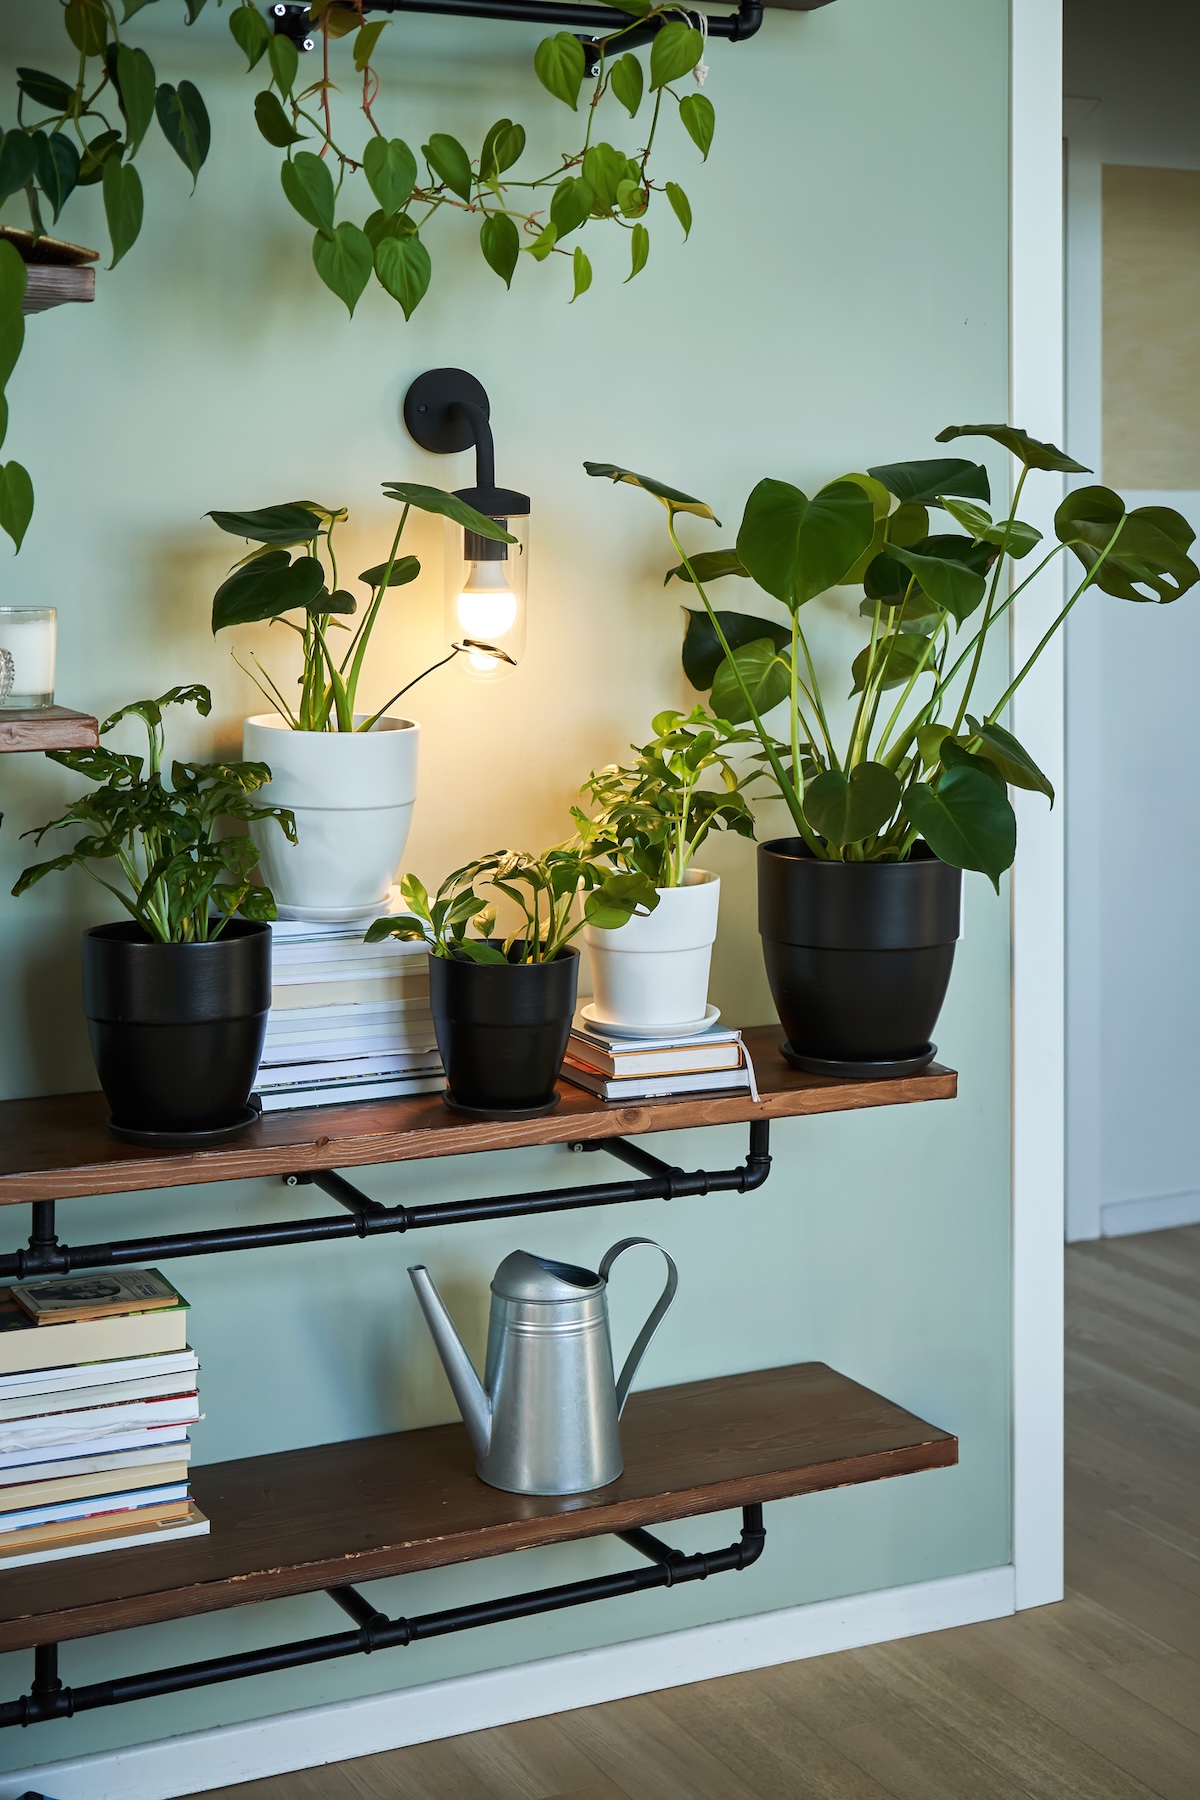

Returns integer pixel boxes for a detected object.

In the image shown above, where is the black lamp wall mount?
[404,368,529,559]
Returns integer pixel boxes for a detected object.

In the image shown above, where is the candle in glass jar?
[0,609,56,709]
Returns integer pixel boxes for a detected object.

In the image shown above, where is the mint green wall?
[0,0,1011,1774]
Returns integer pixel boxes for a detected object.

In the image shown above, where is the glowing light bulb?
[455,562,517,642]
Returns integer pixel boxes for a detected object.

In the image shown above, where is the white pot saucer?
[275,899,389,924]
[579,1002,721,1040]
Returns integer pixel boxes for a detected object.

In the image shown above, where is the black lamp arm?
[451,399,496,494]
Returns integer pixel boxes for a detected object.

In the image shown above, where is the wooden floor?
[201,1227,1200,1800]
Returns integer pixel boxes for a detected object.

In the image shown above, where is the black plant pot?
[81,920,271,1145]
[430,946,579,1119]
[757,839,962,1078]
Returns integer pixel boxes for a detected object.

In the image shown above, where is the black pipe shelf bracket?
[0,1506,766,1728]
[0,1123,772,1279]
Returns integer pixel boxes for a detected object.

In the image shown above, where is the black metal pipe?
[312,1168,392,1224]
[579,1138,679,1181]
[360,0,762,46]
[0,1511,765,1728]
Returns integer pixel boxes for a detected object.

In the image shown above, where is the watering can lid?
[492,1250,602,1302]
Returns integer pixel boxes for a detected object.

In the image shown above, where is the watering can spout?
[407,1265,492,1458]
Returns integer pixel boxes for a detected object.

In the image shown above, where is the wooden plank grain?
[0,1364,956,1652]
[0,707,99,755]
[0,1029,956,1204]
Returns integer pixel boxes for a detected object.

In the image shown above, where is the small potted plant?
[13,687,295,1143]
[209,483,514,922]
[588,433,1199,1074]
[367,851,657,1117]
[573,706,759,1032]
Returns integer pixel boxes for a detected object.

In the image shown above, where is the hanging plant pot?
[757,839,961,1078]
[243,714,419,922]
[82,921,270,1144]
[430,947,579,1119]
[582,871,720,1032]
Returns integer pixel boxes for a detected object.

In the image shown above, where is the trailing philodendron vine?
[0,0,716,552]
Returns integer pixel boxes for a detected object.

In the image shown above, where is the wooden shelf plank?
[0,1363,955,1653]
[21,266,95,314]
[0,1028,955,1204]
[0,707,99,755]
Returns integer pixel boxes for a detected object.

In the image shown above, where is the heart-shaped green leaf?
[582,142,627,211]
[267,32,298,98]
[16,67,75,110]
[867,457,991,507]
[903,764,1017,890]
[209,503,326,544]
[804,761,901,847]
[940,495,1042,559]
[102,157,143,266]
[678,92,714,159]
[711,637,791,723]
[422,133,472,201]
[0,132,39,206]
[65,0,107,58]
[364,137,417,215]
[736,478,875,611]
[611,54,643,118]
[650,21,702,89]
[480,212,519,288]
[665,181,691,239]
[626,223,649,282]
[887,543,987,624]
[480,119,525,181]
[116,45,156,156]
[535,34,586,109]
[28,132,77,222]
[230,5,270,69]
[667,549,749,586]
[155,80,209,186]
[254,90,303,148]
[681,607,786,689]
[359,554,420,589]
[313,221,373,315]
[965,715,1053,800]
[374,233,432,318]
[936,422,1089,474]
[354,19,388,69]
[551,176,593,238]
[0,460,33,552]
[571,246,592,303]
[281,151,335,237]
[212,551,326,631]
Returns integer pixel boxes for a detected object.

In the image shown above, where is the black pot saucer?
[107,1100,262,1148]
[441,1092,562,1122]
[781,1043,936,1080]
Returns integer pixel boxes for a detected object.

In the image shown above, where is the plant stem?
[951,464,1029,736]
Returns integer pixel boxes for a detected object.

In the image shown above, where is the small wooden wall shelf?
[21,266,95,315]
[0,707,98,755]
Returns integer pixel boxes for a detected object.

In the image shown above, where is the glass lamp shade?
[444,514,528,680]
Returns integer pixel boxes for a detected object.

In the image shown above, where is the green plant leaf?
[230,5,271,68]
[16,67,76,110]
[30,132,78,222]
[582,142,627,211]
[571,246,592,302]
[551,176,593,238]
[667,548,749,586]
[1055,487,1199,602]
[711,637,790,722]
[75,128,122,186]
[155,81,210,186]
[526,223,557,261]
[940,494,1042,559]
[354,18,388,68]
[681,607,786,689]
[858,591,941,636]
[373,232,431,318]
[584,461,717,520]
[650,21,702,88]
[664,181,692,239]
[850,632,933,695]
[359,554,420,589]
[65,0,108,58]
[867,457,991,507]
[480,118,525,181]
[0,132,39,205]
[422,133,472,201]
[281,151,336,236]
[736,477,875,611]
[115,45,156,156]
[211,550,327,630]
[887,543,987,624]
[363,136,417,214]
[964,715,1054,800]
[254,90,303,147]
[616,177,648,218]
[626,222,649,281]
[936,422,1090,474]
[804,762,900,847]
[678,92,714,159]
[380,485,515,540]
[480,211,519,288]
[267,31,298,98]
[209,503,326,544]
[363,207,414,250]
[102,157,143,267]
[312,220,373,314]
[534,33,585,110]
[0,461,33,552]
[611,54,643,118]
[903,765,1016,890]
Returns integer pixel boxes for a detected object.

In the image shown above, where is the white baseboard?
[1101,1189,1200,1237]
[5,1565,1015,1800]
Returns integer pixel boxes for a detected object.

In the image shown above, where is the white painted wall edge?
[1008,0,1067,1613]
[1101,1189,1200,1237]
[4,1566,1015,1800]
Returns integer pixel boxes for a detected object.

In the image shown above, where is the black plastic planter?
[430,946,579,1119]
[81,920,271,1144]
[757,839,961,1078]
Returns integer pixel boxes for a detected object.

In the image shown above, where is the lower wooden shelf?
[0,706,99,755]
[0,1362,955,1655]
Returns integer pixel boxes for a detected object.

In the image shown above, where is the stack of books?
[560,1017,758,1102]
[257,906,445,1112]
[0,1269,207,1569]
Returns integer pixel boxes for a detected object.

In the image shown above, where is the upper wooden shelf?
[0,1362,956,1653]
[0,707,98,755]
[22,266,94,314]
[0,1028,956,1204]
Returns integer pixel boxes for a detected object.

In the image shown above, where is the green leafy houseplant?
[574,705,758,888]
[12,685,294,941]
[209,483,514,730]
[587,429,1200,890]
[367,851,658,964]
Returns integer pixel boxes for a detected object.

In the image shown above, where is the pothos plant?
[366,850,658,964]
[12,685,295,941]
[574,705,759,889]
[209,481,514,730]
[0,0,716,553]
[587,427,1200,889]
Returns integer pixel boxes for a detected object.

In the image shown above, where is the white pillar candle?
[0,609,56,708]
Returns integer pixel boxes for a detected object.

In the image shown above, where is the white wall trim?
[2,1566,1015,1800]
[1009,0,1066,1612]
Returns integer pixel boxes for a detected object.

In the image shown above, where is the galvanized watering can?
[408,1238,678,1496]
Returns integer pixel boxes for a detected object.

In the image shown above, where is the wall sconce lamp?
[403,369,528,680]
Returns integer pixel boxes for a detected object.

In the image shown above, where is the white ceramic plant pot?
[583,870,720,1029]
[242,713,419,922]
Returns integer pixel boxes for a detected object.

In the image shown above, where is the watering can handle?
[599,1237,679,1419]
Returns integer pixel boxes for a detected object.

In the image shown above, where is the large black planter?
[758,839,961,1077]
[430,946,579,1118]
[82,920,271,1144]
